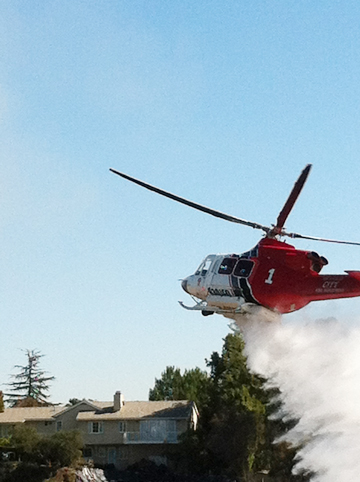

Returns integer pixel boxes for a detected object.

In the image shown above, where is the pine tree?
[204,334,268,476]
[5,349,55,406]
[150,334,304,480]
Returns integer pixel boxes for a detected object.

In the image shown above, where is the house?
[0,391,199,469]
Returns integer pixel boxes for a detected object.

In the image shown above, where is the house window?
[83,447,92,458]
[108,447,116,464]
[97,447,106,458]
[56,421,62,432]
[44,421,52,426]
[119,421,126,433]
[89,422,103,434]
[140,420,177,442]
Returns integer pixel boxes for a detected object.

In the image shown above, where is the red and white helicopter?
[110,165,360,323]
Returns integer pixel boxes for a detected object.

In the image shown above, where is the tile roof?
[0,400,195,423]
[0,406,65,423]
[76,400,193,421]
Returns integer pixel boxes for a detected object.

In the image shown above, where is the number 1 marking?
[265,268,275,285]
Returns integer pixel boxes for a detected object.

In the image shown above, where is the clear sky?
[2,0,360,404]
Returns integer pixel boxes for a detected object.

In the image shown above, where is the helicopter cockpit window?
[234,259,254,277]
[195,257,213,277]
[218,257,237,275]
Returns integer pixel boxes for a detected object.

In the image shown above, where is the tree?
[149,366,183,401]
[149,366,210,410]
[151,333,302,480]
[199,334,268,477]
[37,430,83,468]
[11,425,41,460]
[5,350,55,406]
[2,426,83,482]
[0,391,4,412]
[66,398,81,407]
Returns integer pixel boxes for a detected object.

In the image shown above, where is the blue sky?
[2,1,360,403]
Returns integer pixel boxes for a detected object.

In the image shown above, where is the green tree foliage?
[9,425,83,468]
[150,333,303,480]
[66,398,81,407]
[0,426,83,482]
[149,366,210,410]
[5,350,55,407]
[0,437,11,448]
[1,462,51,482]
[11,425,41,460]
[149,366,182,400]
[37,431,83,468]
[200,334,268,477]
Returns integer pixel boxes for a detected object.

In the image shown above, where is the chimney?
[0,391,4,413]
[114,391,124,412]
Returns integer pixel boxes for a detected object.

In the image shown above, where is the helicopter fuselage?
[181,237,360,316]
[110,165,360,322]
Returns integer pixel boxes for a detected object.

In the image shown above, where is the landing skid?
[179,299,281,324]
[178,300,243,315]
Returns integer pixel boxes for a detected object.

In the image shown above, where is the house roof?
[53,399,104,418]
[76,400,194,421]
[0,400,196,424]
[0,406,64,423]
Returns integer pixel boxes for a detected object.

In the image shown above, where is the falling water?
[240,316,360,481]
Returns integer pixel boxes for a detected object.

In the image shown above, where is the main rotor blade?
[275,164,312,231]
[110,168,270,232]
[283,230,360,246]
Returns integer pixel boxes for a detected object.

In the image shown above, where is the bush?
[0,427,83,482]
[2,462,51,482]
[38,431,83,469]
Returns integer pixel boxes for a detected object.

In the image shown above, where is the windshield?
[195,256,216,276]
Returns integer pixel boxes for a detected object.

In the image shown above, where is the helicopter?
[110,165,360,323]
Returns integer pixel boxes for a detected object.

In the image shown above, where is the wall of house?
[55,402,95,432]
[25,420,57,436]
[85,443,176,470]
[78,420,126,445]
[81,418,189,446]
[79,417,189,470]
[0,421,56,437]
[0,401,196,472]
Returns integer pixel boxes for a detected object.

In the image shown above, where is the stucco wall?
[25,420,56,436]
[79,420,126,445]
[55,402,94,432]
[86,443,176,470]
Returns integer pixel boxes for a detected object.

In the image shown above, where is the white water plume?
[240,316,360,481]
